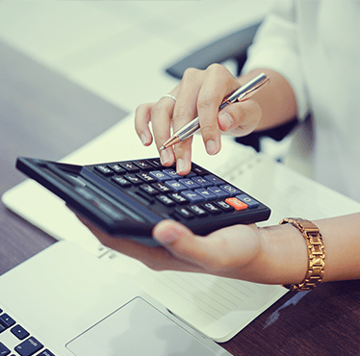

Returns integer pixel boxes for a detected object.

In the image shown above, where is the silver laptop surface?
[0,241,231,356]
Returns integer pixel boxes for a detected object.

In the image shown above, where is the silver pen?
[160,73,269,150]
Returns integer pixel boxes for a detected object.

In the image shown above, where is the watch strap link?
[280,218,326,291]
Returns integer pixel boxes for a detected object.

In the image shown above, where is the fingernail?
[219,111,233,131]
[160,149,170,165]
[176,158,186,174]
[206,140,218,155]
[140,133,148,145]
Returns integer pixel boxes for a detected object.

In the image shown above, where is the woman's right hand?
[134,64,264,175]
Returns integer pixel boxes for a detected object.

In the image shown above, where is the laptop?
[0,241,231,356]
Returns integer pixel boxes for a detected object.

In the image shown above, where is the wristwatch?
[279,218,326,291]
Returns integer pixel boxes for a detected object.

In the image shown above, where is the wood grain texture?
[0,40,128,274]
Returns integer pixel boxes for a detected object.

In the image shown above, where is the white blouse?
[242,0,360,202]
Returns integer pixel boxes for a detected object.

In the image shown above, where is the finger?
[197,64,240,155]
[134,103,154,146]
[170,68,204,173]
[218,99,262,137]
[173,138,193,175]
[151,89,187,166]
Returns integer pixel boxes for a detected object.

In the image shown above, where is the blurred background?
[0,1,272,112]
[0,1,285,197]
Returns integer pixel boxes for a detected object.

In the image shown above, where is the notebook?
[0,241,231,356]
[3,113,360,343]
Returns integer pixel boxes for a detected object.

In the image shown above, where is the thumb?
[153,219,194,246]
[217,99,262,136]
[153,220,207,264]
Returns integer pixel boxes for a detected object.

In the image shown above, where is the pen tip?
[160,145,165,151]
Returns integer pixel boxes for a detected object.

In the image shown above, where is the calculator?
[16,157,271,245]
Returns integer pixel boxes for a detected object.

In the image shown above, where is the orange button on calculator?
[225,197,248,211]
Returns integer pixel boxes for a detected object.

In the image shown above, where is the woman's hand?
[135,64,263,175]
[77,216,264,280]
[74,214,308,285]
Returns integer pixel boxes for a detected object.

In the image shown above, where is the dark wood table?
[1,41,359,356]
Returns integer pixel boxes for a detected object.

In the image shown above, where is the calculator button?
[169,193,188,204]
[112,176,131,187]
[204,175,224,185]
[152,182,172,193]
[163,169,181,179]
[207,186,229,198]
[214,200,235,212]
[189,205,208,217]
[191,166,208,175]
[124,174,143,185]
[137,172,157,183]
[220,184,241,195]
[94,165,114,176]
[195,188,217,201]
[140,184,159,196]
[108,163,126,174]
[236,194,260,209]
[202,202,222,214]
[180,190,204,203]
[165,180,187,192]
[11,324,30,340]
[191,177,213,187]
[178,178,200,189]
[149,170,172,181]
[134,160,153,170]
[183,171,197,177]
[146,158,163,168]
[120,162,140,173]
[225,197,248,211]
[174,208,195,219]
[156,195,176,206]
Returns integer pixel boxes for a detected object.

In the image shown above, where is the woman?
[79,0,360,291]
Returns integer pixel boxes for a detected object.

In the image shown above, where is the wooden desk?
[1,41,359,356]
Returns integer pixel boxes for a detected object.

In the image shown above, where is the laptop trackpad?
[66,297,219,356]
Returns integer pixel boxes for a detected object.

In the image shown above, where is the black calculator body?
[16,157,271,246]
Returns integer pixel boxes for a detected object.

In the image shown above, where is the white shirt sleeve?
[241,0,309,121]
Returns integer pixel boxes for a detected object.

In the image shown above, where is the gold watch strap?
[280,218,326,291]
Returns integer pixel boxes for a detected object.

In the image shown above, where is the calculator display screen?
[36,162,153,226]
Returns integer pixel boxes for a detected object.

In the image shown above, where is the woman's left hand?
[75,215,273,281]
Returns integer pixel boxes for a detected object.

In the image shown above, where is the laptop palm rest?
[66,297,220,356]
[0,241,230,355]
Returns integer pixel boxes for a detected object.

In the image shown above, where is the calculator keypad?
[88,158,266,230]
